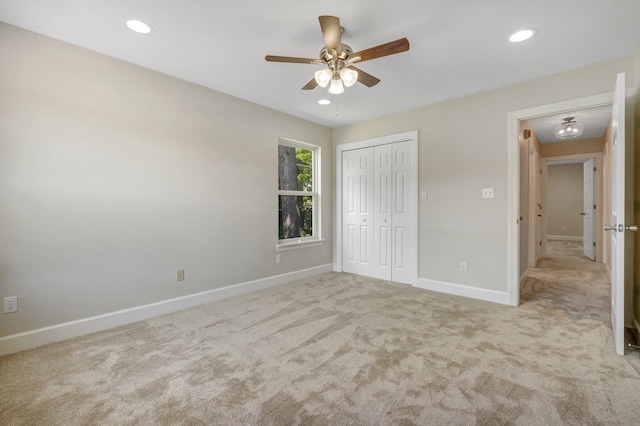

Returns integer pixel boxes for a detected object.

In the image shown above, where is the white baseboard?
[415,278,510,305]
[0,264,333,357]
[547,235,583,242]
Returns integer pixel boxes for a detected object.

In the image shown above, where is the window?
[278,139,320,248]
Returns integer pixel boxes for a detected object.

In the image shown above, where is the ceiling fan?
[265,16,409,94]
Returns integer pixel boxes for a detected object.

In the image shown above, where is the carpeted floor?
[1,241,639,425]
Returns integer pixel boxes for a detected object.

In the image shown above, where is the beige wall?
[546,164,584,238]
[334,55,634,296]
[540,138,605,158]
[0,23,333,337]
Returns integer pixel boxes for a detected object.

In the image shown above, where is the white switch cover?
[482,188,494,199]
[421,191,427,200]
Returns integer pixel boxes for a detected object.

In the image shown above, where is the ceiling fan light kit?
[266,16,409,95]
[554,117,584,139]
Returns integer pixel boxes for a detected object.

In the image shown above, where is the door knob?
[580,212,586,216]
[604,224,615,231]
[626,225,638,232]
[537,214,542,217]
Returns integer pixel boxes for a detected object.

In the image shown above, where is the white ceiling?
[1,0,639,129]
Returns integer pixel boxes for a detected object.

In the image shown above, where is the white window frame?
[277,138,322,251]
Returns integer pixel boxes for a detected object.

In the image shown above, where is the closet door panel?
[374,145,393,280]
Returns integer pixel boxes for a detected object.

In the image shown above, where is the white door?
[583,159,595,260]
[606,73,626,355]
[342,148,375,278]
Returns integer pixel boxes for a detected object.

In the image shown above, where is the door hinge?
[593,241,596,247]
[539,241,542,246]
[594,166,597,172]
[594,204,596,210]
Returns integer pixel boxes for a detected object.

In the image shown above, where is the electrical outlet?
[4,296,17,313]
[460,261,468,272]
[276,253,282,263]
[177,269,185,282]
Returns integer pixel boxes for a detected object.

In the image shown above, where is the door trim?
[507,93,613,306]
[334,131,419,285]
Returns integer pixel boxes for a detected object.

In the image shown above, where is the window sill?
[277,239,325,252]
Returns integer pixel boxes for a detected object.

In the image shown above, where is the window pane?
[279,195,313,239]
[278,145,313,191]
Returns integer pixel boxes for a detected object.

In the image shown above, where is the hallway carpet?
[2,245,639,425]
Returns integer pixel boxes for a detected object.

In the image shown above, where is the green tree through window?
[278,141,318,242]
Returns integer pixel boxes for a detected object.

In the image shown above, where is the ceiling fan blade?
[349,66,380,87]
[302,78,318,90]
[318,16,342,56]
[265,55,319,64]
[350,38,409,63]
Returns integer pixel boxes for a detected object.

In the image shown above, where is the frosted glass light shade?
[329,78,344,94]
[554,118,584,139]
[314,68,332,88]
[340,68,358,87]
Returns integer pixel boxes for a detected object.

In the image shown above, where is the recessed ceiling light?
[509,29,536,43]
[126,19,153,34]
[318,99,331,105]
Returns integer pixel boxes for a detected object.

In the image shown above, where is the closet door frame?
[335,130,418,285]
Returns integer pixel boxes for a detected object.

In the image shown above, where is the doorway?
[543,155,603,262]
[509,74,631,355]
[506,93,614,306]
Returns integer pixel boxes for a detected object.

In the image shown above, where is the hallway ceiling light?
[554,117,584,139]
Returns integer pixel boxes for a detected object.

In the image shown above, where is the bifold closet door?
[343,141,414,284]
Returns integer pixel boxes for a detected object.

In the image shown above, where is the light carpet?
[2,242,639,425]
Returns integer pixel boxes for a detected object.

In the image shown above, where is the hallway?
[522,239,610,324]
